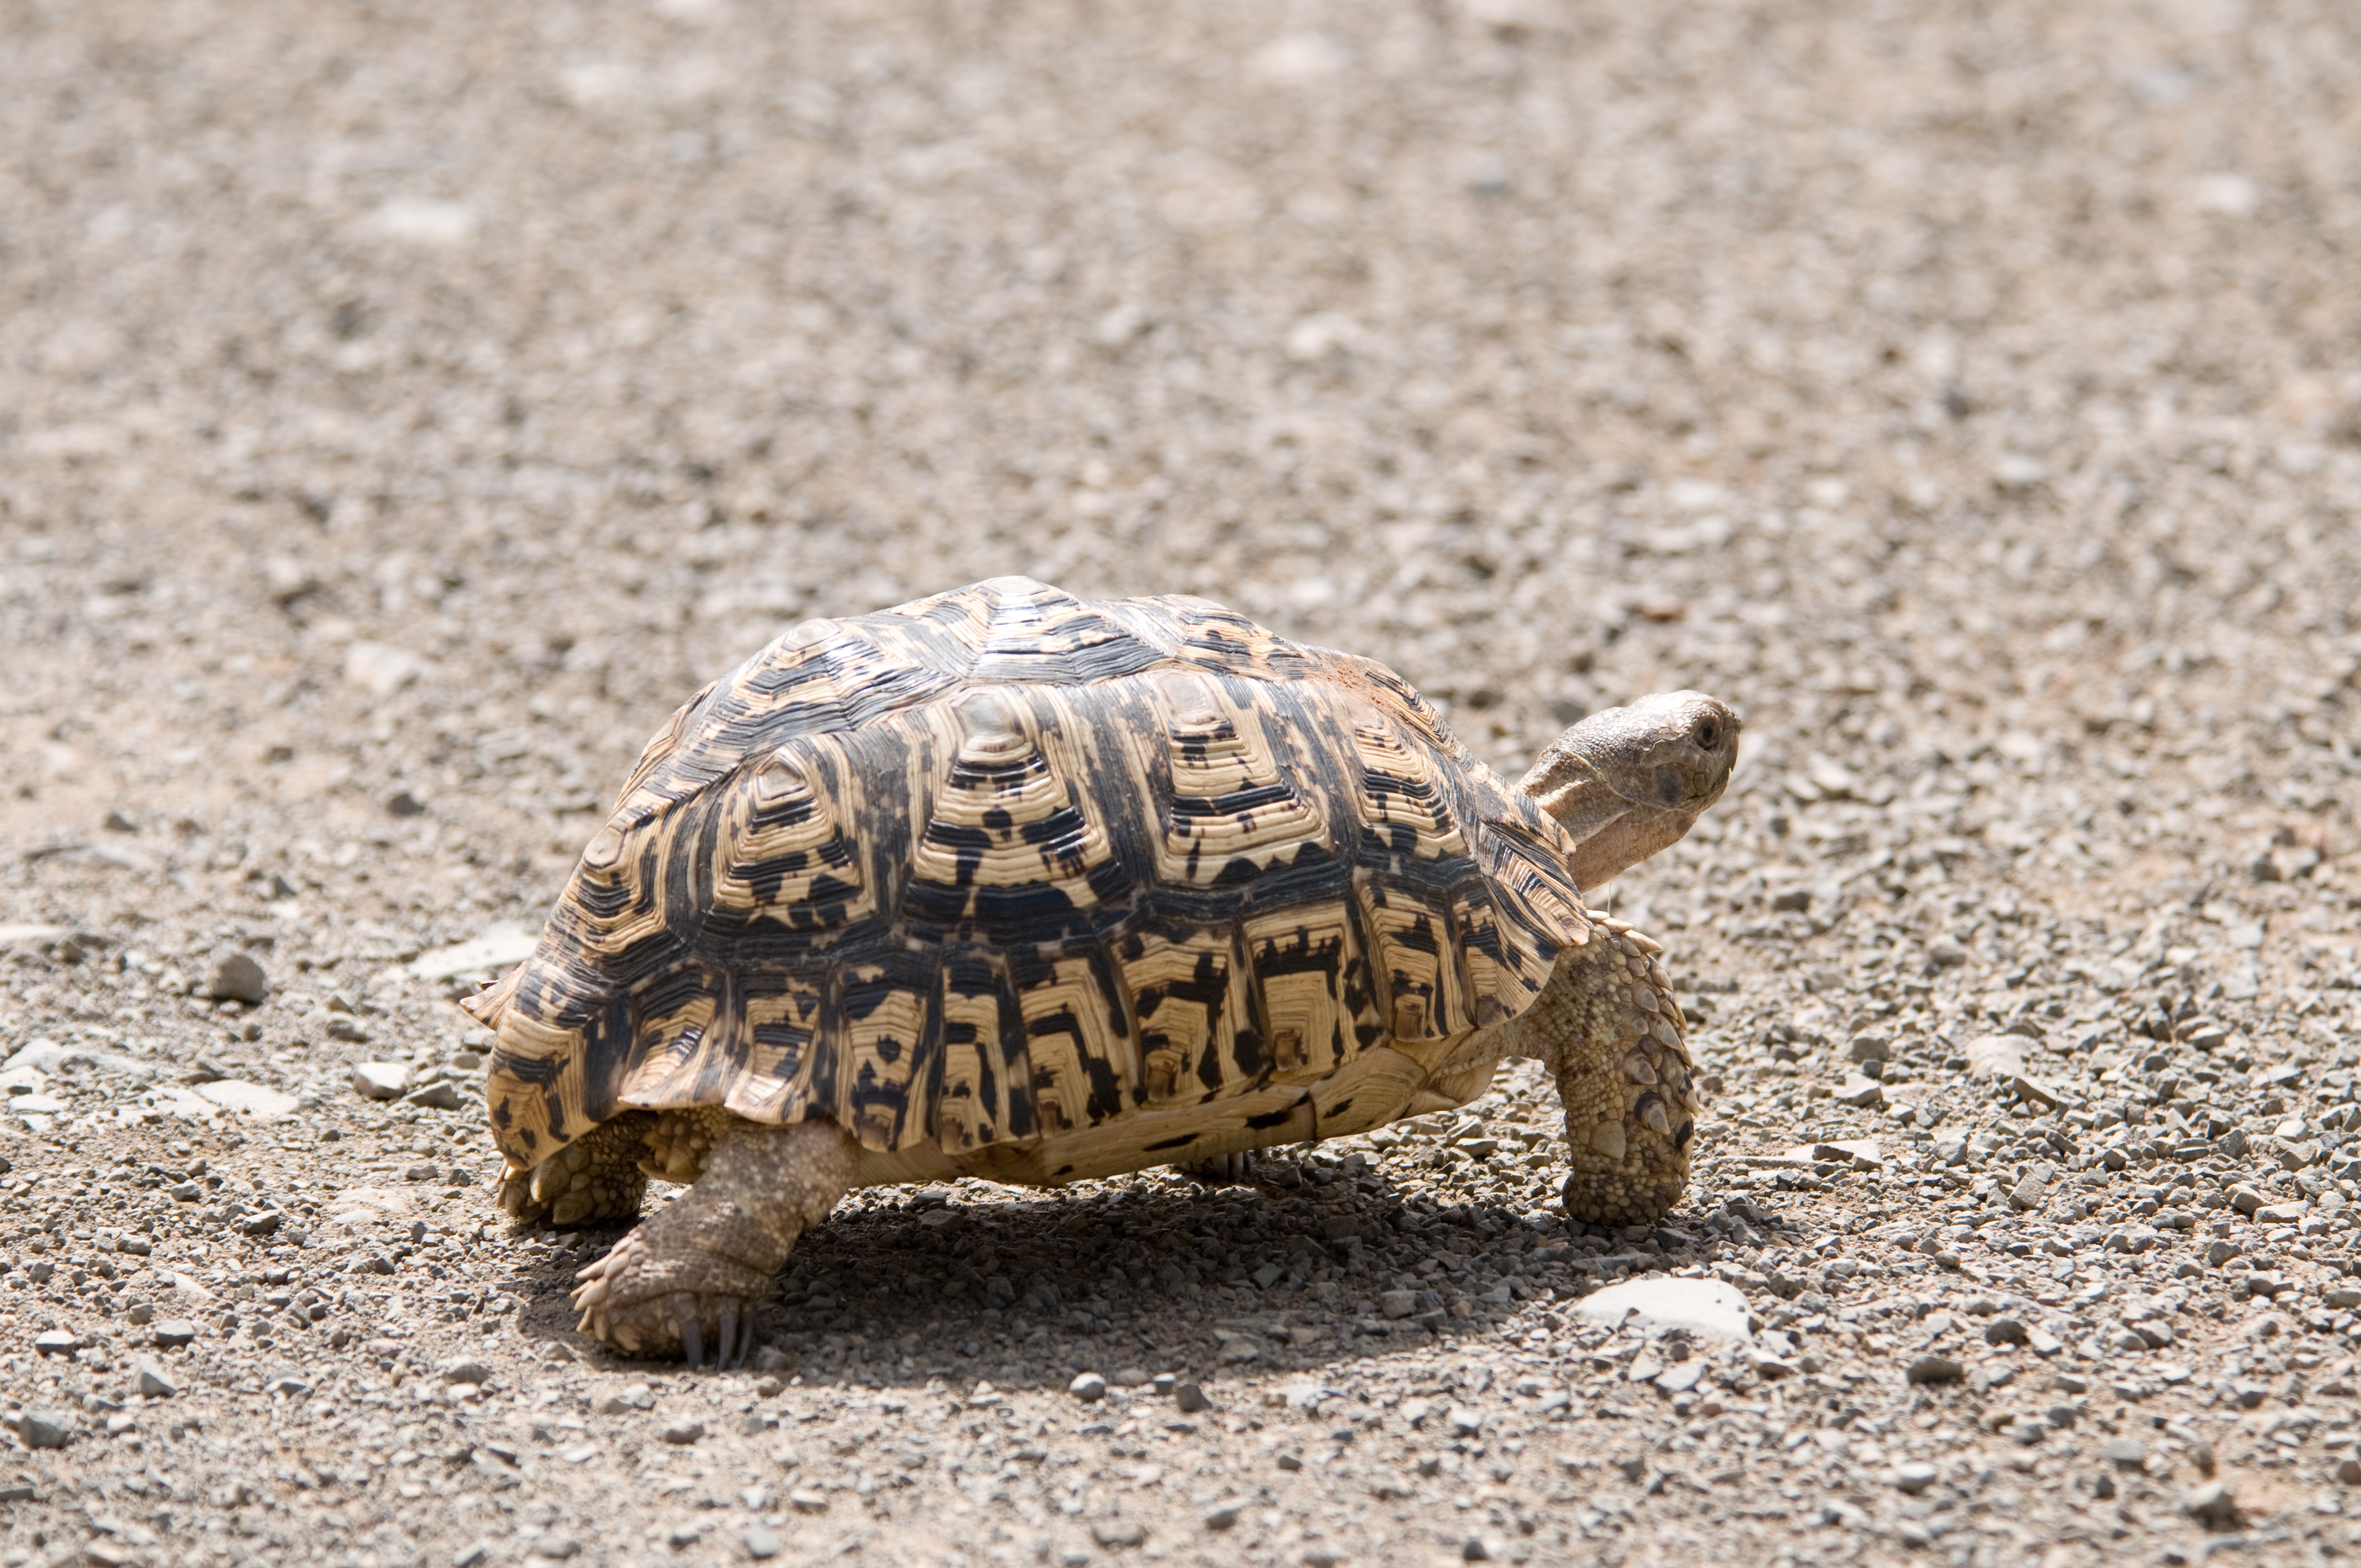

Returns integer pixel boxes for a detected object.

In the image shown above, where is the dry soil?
[3,2,2361,1567]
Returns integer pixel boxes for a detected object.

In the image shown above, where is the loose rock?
[1890,1462,1938,1494]
[1571,1278,1754,1342]
[16,1409,72,1450]
[194,1080,299,1119]
[202,951,270,1004]
[352,1062,411,1100]
[2182,1480,2242,1529]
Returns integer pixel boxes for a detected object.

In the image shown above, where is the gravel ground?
[4,1,2361,1565]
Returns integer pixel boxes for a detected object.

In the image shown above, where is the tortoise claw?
[715,1298,739,1370]
[677,1299,706,1370]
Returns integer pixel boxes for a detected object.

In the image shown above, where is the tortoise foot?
[567,1115,857,1366]
[573,1233,761,1367]
[1177,1151,1254,1184]
[502,1111,655,1228]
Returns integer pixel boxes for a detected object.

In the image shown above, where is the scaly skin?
[498,1109,656,1229]
[1506,918,1699,1227]
[570,1116,859,1366]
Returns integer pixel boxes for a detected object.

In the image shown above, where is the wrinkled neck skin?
[1517,752,1696,895]
[1516,689,1738,894]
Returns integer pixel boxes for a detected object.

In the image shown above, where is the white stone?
[1834,1074,1885,1109]
[324,1185,416,1228]
[13,1094,66,1114]
[4,1039,145,1079]
[1964,1035,2028,1079]
[193,1080,299,1119]
[0,923,69,947]
[342,641,426,698]
[2012,1073,2063,1112]
[139,1086,222,1121]
[2193,173,2260,217]
[1891,1461,1939,1494]
[1571,1277,1756,1342]
[352,1061,412,1099]
[2,1039,70,1074]
[1993,454,2048,490]
[367,198,477,246]
[1243,33,1346,86]
[410,924,539,981]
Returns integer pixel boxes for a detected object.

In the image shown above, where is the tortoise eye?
[1694,717,1720,749]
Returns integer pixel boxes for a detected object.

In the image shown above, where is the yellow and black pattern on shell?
[477,577,1592,1173]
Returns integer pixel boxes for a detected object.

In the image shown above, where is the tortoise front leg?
[1513,922,1699,1226]
[572,1114,859,1367]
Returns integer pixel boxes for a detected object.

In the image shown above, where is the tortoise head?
[1516,690,1740,893]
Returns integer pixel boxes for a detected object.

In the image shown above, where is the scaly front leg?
[1512,919,1699,1226]
[572,1114,859,1367]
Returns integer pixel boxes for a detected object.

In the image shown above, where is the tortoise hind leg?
[1510,923,1699,1227]
[500,1110,658,1229]
[573,1115,859,1368]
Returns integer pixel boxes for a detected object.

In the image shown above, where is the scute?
[479,578,1595,1174]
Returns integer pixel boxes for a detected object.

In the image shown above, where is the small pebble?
[2182,1480,2242,1528]
[201,951,269,1005]
[661,1420,706,1446]
[409,1080,464,1111]
[1069,1371,1107,1402]
[1090,1518,1147,1549]
[1890,1462,1938,1494]
[353,1062,411,1100]
[16,1409,72,1450]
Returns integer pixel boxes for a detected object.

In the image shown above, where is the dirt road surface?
[4,2,2361,1565]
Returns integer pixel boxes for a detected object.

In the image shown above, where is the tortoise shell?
[475,577,1596,1178]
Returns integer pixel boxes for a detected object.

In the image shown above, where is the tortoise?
[467,577,1738,1364]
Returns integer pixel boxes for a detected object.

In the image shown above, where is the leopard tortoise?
[467,577,1738,1363]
